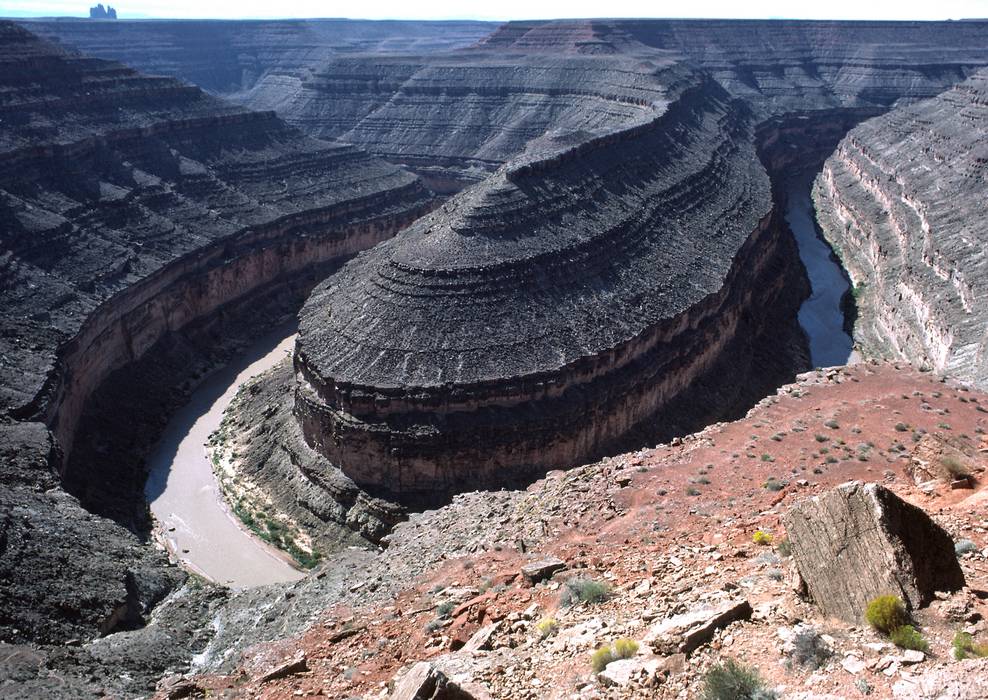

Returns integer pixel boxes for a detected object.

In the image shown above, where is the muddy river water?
[145,327,303,588]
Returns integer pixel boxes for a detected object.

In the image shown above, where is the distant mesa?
[89,3,117,18]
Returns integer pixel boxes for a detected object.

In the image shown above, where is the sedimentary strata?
[292,68,808,501]
[0,20,431,644]
[814,69,988,388]
[237,19,988,184]
[21,18,492,96]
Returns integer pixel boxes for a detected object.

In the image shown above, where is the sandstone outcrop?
[292,66,810,501]
[814,69,988,388]
[783,481,965,623]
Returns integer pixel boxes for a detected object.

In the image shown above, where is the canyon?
[815,68,988,389]
[2,15,988,700]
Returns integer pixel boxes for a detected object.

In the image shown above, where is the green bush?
[752,530,773,546]
[776,538,792,558]
[702,659,777,700]
[535,617,559,639]
[591,638,639,672]
[562,578,611,606]
[890,625,928,652]
[953,631,988,660]
[613,638,639,658]
[435,601,455,618]
[591,645,616,673]
[865,595,908,634]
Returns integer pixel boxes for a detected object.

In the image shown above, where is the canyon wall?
[291,68,809,502]
[20,18,492,96]
[0,21,433,643]
[814,69,988,388]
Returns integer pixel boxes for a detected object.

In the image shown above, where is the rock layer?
[0,21,430,642]
[21,18,492,96]
[0,21,432,458]
[244,19,988,185]
[814,69,988,388]
[292,69,808,501]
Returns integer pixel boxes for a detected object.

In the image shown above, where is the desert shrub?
[776,538,792,558]
[789,627,833,670]
[865,595,908,634]
[890,625,928,652]
[761,453,774,462]
[562,578,611,606]
[435,601,455,618]
[955,539,977,555]
[814,434,829,443]
[613,637,638,658]
[535,617,559,639]
[941,457,970,478]
[763,479,784,492]
[591,645,616,672]
[424,618,445,633]
[702,659,777,700]
[687,487,702,496]
[752,530,773,546]
[824,419,840,429]
[953,631,988,660]
[591,638,639,672]
[895,422,909,432]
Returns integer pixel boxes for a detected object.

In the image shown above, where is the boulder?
[392,661,482,700]
[783,481,964,623]
[519,557,566,584]
[643,599,752,655]
[461,622,500,653]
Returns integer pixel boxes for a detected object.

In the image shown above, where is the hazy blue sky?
[4,0,988,20]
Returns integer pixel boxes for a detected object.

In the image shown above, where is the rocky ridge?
[814,68,988,389]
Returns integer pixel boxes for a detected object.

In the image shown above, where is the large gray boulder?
[783,482,964,623]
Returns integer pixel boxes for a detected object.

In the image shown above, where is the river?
[145,326,304,589]
[785,171,860,368]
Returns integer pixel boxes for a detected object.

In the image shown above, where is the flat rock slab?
[783,481,964,623]
[520,557,566,584]
[643,599,752,655]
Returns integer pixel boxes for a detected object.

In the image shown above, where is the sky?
[3,0,988,21]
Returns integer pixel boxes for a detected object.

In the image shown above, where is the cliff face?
[232,18,988,186]
[292,69,808,501]
[20,18,493,96]
[0,21,432,454]
[0,20,433,645]
[269,43,674,188]
[814,69,988,388]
